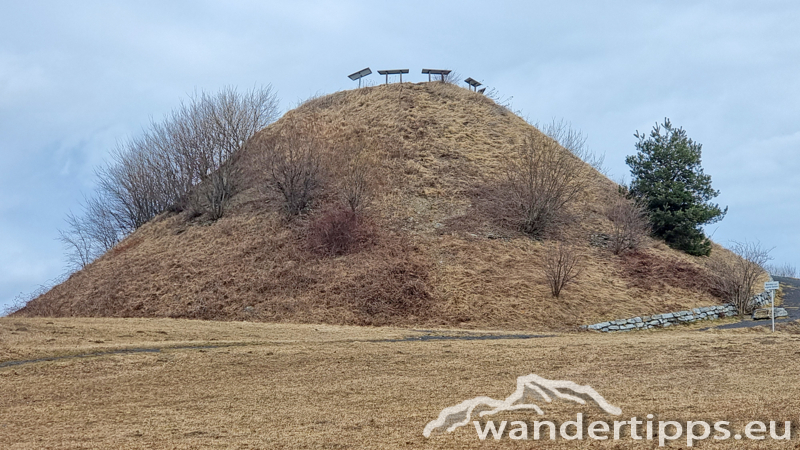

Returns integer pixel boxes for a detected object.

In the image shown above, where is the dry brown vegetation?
[18,82,744,330]
[2,318,800,449]
[708,241,773,314]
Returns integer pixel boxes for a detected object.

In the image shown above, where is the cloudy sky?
[1,1,798,313]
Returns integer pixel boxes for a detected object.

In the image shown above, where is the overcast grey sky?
[2,1,799,312]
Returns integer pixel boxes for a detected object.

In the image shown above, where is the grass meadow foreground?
[2,317,800,449]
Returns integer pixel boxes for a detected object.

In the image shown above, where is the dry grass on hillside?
[19,83,738,329]
[2,318,800,449]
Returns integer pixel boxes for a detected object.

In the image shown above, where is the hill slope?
[19,82,728,331]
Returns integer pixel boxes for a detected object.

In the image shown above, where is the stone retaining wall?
[583,291,774,333]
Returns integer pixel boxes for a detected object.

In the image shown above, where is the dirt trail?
[0,331,553,369]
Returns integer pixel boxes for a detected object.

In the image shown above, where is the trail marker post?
[765,281,780,332]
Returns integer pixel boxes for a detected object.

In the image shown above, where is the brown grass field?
[3,317,800,449]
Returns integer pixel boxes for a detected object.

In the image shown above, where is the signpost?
[765,281,780,332]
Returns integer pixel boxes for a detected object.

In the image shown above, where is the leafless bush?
[59,212,95,270]
[765,262,798,278]
[306,208,375,257]
[262,117,323,216]
[59,195,124,270]
[708,241,772,314]
[483,87,513,115]
[175,86,279,219]
[539,242,583,298]
[441,71,462,85]
[506,131,589,238]
[333,141,375,213]
[539,119,607,175]
[605,193,650,255]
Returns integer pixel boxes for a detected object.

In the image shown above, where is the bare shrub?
[539,119,607,175]
[708,241,772,314]
[765,262,798,278]
[483,87,513,115]
[176,86,279,219]
[332,140,375,213]
[506,131,589,238]
[262,117,323,215]
[59,212,95,270]
[306,208,375,257]
[59,195,123,270]
[605,193,650,255]
[539,242,583,298]
[622,250,715,294]
[441,71,462,85]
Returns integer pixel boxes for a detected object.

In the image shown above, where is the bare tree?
[58,195,123,270]
[197,87,279,218]
[539,119,607,175]
[605,193,650,255]
[96,138,171,233]
[506,131,589,237]
[764,263,798,278]
[708,241,772,315]
[57,85,279,272]
[539,242,583,298]
[59,212,95,270]
[94,85,279,228]
[262,117,323,216]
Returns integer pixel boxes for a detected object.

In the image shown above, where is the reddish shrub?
[306,208,375,257]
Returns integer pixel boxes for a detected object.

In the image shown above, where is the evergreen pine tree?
[626,119,727,256]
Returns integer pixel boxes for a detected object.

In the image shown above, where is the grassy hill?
[18,82,730,331]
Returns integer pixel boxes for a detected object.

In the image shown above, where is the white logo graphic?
[423,373,621,437]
